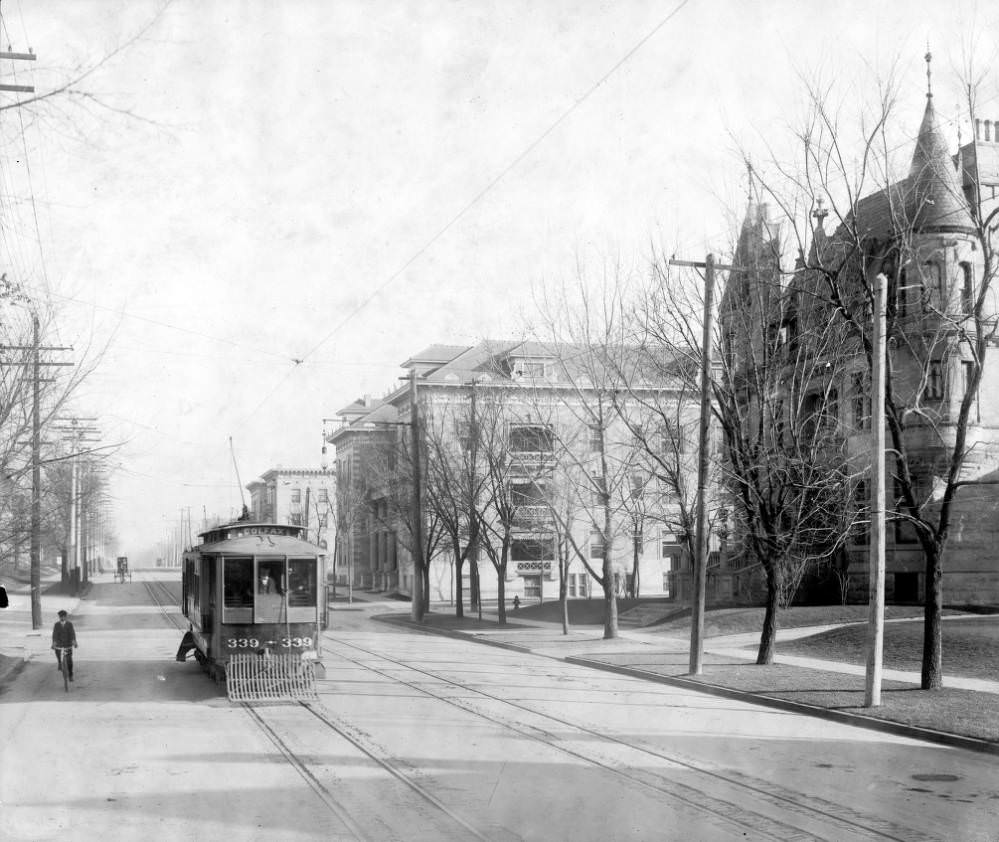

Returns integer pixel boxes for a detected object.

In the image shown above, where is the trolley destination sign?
[201,523,305,544]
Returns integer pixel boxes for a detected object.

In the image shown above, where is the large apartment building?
[328,341,703,606]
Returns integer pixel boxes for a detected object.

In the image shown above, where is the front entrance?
[522,575,541,601]
[894,572,919,603]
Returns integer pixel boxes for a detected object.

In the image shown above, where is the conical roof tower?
[907,50,975,233]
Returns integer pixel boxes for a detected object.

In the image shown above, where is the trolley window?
[223,556,253,623]
[288,558,317,607]
[255,558,287,623]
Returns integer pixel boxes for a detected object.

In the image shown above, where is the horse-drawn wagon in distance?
[115,556,131,583]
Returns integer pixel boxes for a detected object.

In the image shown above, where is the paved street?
[2,574,999,841]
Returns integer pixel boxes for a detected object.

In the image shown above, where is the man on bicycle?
[51,609,78,681]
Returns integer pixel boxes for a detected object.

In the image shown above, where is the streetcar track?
[323,633,935,842]
[140,576,493,838]
[243,703,372,841]
[298,701,494,841]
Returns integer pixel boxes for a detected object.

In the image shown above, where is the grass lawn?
[780,616,999,683]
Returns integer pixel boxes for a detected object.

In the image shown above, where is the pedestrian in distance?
[52,609,78,681]
[513,595,520,611]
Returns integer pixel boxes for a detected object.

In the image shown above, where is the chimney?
[363,393,372,407]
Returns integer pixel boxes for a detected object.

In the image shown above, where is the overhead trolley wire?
[237,0,694,423]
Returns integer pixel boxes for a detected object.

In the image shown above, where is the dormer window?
[510,359,550,379]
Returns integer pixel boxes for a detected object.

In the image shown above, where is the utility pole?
[866,273,888,707]
[0,296,73,628]
[669,253,739,675]
[53,419,100,596]
[409,369,425,622]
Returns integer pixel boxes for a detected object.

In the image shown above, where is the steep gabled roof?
[847,91,974,240]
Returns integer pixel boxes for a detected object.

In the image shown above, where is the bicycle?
[54,646,72,692]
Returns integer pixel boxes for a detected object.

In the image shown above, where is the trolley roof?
[193,522,324,555]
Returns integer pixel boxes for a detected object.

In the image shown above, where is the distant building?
[246,468,335,552]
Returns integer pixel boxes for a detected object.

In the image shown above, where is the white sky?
[2,0,997,560]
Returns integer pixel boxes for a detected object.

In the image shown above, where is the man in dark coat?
[51,609,78,680]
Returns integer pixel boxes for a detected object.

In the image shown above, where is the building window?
[511,537,554,561]
[291,489,302,504]
[896,267,908,317]
[590,474,607,507]
[509,424,554,453]
[318,488,329,504]
[853,478,869,545]
[852,372,871,431]
[961,262,974,314]
[925,361,945,401]
[893,476,919,545]
[962,360,981,422]
[523,575,542,599]
[588,425,602,452]
[590,531,605,559]
[826,388,838,427]
[511,481,546,506]
[772,400,786,446]
[922,262,942,310]
[513,360,548,378]
[660,530,680,557]
[661,418,685,454]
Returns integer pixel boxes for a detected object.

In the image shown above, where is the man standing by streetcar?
[51,610,78,681]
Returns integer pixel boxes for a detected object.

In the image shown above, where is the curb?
[375,614,999,757]
[0,651,31,690]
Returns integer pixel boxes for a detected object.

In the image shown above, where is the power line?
[236,0,693,423]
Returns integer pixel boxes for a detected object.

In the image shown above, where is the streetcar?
[176,520,326,702]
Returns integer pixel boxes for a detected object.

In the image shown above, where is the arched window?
[921,262,941,311]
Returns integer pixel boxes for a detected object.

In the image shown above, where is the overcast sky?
[3,0,997,558]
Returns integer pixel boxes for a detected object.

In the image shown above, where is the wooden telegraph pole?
[866,273,888,706]
[668,253,739,675]
[0,293,73,628]
[409,369,425,622]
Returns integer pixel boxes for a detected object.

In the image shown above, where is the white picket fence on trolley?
[226,651,319,703]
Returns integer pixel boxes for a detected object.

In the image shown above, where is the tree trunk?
[921,545,943,690]
[631,534,641,598]
[411,553,424,623]
[756,567,780,664]
[454,551,464,618]
[497,562,507,625]
[602,554,618,639]
[422,556,430,614]
[560,559,569,636]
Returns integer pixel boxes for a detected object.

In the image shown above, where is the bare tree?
[422,385,489,618]
[532,270,665,639]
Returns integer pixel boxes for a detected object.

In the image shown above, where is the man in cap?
[51,610,78,680]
